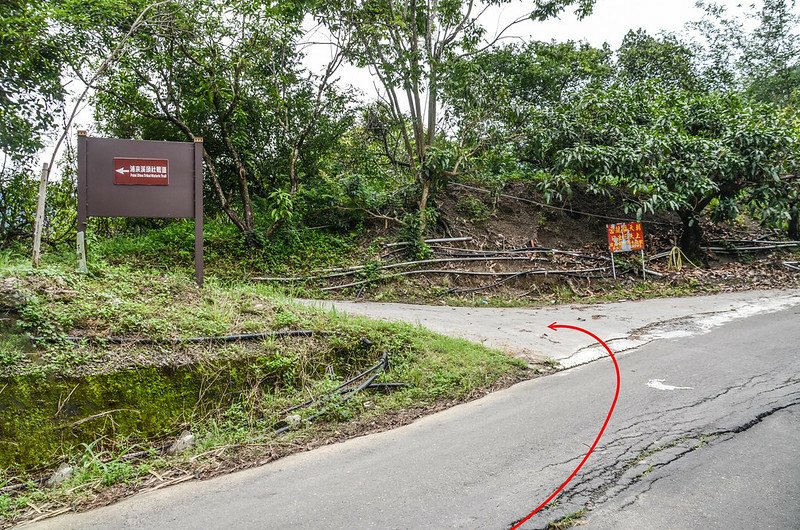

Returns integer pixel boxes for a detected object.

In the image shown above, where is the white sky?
[504,0,705,45]
[308,0,708,99]
[40,0,788,172]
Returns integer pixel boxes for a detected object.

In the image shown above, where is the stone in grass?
[285,414,302,426]
[0,278,29,309]
[46,463,74,488]
[167,430,196,455]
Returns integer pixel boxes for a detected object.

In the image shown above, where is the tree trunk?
[679,213,704,258]
[416,60,437,238]
[418,176,431,234]
[789,206,799,240]
[202,151,248,234]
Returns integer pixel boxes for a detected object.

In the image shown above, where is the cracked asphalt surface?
[33,303,800,529]
[587,406,800,529]
[307,290,800,367]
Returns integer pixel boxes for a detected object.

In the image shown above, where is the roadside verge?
[305,289,800,368]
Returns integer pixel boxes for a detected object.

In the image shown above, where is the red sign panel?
[113,157,169,186]
[607,222,645,253]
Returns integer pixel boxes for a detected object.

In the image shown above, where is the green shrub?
[455,196,490,223]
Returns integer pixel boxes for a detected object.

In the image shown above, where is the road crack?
[521,392,800,530]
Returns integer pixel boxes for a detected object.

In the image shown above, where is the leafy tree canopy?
[58,0,353,239]
[0,0,64,157]
[528,83,800,253]
[693,0,800,104]
[617,29,701,91]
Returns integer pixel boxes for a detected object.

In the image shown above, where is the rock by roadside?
[0,278,29,309]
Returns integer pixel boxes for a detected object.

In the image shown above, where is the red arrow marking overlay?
[510,322,621,529]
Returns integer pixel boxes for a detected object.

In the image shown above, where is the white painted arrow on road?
[647,379,694,391]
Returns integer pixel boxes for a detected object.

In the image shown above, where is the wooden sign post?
[606,222,646,280]
[77,132,204,286]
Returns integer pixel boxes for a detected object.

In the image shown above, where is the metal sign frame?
[606,222,646,281]
[77,131,204,286]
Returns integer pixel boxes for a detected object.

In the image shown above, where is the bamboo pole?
[320,267,609,292]
[383,236,472,248]
[32,162,49,267]
[254,256,551,282]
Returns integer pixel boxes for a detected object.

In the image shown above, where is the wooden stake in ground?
[641,249,647,281]
[611,252,617,280]
[32,162,49,267]
[77,231,88,274]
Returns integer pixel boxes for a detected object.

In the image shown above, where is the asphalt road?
[33,305,800,529]
[307,290,800,366]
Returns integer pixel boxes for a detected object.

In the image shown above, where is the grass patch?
[85,217,365,278]
[0,254,528,526]
[547,508,588,529]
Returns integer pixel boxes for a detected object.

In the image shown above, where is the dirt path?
[303,290,800,366]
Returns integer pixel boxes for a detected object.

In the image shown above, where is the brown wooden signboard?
[77,132,204,286]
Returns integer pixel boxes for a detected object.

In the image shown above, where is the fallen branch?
[320,267,609,292]
[334,206,405,226]
[640,267,664,278]
[785,261,800,271]
[431,246,609,262]
[0,479,45,494]
[24,507,72,525]
[145,473,195,492]
[647,251,672,261]
[119,442,172,462]
[705,241,800,253]
[384,237,472,248]
[255,256,551,282]
[708,239,800,246]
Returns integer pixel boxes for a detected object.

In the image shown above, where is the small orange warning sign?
[607,222,644,253]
